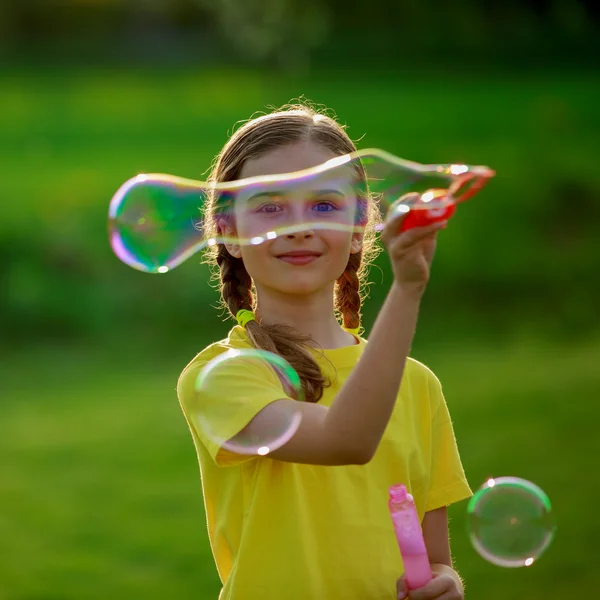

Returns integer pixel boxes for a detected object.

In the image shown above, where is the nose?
[284,198,314,238]
[285,228,314,239]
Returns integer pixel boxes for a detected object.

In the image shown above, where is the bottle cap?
[389,483,408,502]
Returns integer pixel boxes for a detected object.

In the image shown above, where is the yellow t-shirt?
[177,326,472,600]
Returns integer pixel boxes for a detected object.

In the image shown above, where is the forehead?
[239,141,338,179]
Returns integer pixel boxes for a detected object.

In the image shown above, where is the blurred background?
[1,1,599,598]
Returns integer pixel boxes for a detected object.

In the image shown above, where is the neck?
[254,285,356,350]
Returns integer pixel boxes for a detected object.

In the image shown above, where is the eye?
[257,202,283,214]
[313,201,338,213]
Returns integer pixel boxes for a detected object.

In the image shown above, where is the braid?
[335,252,362,331]
[217,245,254,315]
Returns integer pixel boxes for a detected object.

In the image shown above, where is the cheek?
[239,244,271,277]
[234,207,274,242]
[324,233,354,276]
[234,218,252,240]
[327,232,354,257]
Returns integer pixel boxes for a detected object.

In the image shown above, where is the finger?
[388,192,421,218]
[382,191,435,237]
[381,192,420,234]
[397,575,408,599]
[384,221,444,254]
[382,218,445,250]
[381,205,411,246]
[408,575,452,600]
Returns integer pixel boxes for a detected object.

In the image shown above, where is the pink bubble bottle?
[388,484,433,590]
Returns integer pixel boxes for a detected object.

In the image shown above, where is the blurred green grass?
[1,333,599,599]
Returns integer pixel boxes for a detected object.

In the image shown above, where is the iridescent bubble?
[108,148,495,273]
[467,476,556,568]
[194,349,303,456]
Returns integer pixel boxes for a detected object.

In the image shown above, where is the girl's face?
[221,141,363,297]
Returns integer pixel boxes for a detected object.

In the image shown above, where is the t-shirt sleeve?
[177,351,295,467]
[426,372,472,512]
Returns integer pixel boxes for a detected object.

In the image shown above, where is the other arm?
[423,507,464,596]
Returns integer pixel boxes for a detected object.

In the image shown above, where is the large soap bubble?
[108,148,494,273]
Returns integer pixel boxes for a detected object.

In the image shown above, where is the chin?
[278,281,326,296]
[267,275,330,297]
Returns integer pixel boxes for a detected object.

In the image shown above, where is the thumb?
[396,574,408,600]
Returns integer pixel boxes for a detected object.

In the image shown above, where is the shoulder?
[177,326,251,396]
[177,339,229,390]
[359,338,440,389]
[405,356,441,386]
[402,357,445,411]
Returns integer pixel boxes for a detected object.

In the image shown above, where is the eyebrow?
[244,189,348,203]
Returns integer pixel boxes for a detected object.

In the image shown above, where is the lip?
[277,251,321,265]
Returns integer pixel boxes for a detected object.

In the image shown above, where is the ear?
[217,217,242,259]
[349,230,363,254]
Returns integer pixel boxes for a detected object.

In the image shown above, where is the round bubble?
[194,349,303,457]
[467,476,556,568]
[108,149,495,273]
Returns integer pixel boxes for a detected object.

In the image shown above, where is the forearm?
[324,282,421,462]
[430,563,464,596]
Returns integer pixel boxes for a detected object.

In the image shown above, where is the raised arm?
[229,214,445,466]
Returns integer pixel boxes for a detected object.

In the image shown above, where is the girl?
[177,103,471,600]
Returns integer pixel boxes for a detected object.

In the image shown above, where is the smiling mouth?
[277,252,321,265]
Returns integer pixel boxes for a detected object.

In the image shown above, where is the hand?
[396,572,464,600]
[381,193,445,297]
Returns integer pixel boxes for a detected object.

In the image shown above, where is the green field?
[1,66,599,599]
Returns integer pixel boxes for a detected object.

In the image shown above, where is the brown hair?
[203,101,381,402]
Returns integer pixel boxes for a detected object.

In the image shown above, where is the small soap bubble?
[467,476,556,568]
[108,149,494,272]
[194,349,303,456]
